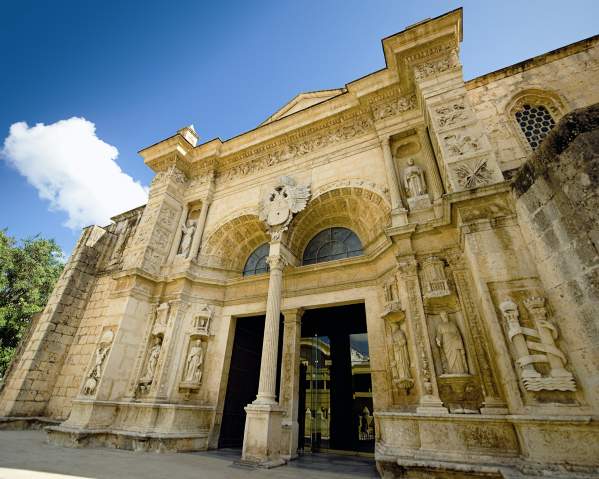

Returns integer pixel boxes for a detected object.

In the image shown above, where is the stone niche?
[391,131,432,212]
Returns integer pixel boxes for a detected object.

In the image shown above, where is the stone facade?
[1,9,598,478]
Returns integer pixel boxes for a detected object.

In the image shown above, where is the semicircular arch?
[200,213,269,272]
[287,186,391,259]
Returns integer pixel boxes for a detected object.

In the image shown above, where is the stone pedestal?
[241,403,285,467]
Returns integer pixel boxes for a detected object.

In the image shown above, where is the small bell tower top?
[178,125,199,147]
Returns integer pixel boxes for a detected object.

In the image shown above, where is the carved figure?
[389,322,413,388]
[178,220,196,258]
[259,176,311,234]
[82,329,114,396]
[436,312,468,374]
[183,339,204,384]
[141,336,162,383]
[403,158,427,198]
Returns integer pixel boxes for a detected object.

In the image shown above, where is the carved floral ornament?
[452,158,494,189]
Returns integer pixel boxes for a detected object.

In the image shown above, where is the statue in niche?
[435,312,468,375]
[403,158,427,198]
[389,322,413,389]
[178,220,196,258]
[141,336,163,383]
[83,329,114,395]
[183,339,204,384]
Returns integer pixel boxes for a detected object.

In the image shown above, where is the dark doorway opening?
[218,314,283,449]
[298,303,374,454]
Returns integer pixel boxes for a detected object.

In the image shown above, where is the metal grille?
[515,104,555,150]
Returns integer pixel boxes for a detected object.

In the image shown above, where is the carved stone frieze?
[218,114,373,183]
[372,94,417,121]
[413,50,459,81]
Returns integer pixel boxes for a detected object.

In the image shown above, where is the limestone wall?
[45,275,115,419]
[513,103,599,408]
[467,40,599,173]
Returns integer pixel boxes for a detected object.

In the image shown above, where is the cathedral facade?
[2,9,599,478]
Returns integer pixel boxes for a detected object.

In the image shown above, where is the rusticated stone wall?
[513,103,599,405]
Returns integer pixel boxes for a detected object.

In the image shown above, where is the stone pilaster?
[190,174,215,260]
[397,256,447,413]
[279,308,304,460]
[123,166,187,276]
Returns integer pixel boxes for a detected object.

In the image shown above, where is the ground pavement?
[0,430,379,479]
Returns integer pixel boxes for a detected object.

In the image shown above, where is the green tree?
[0,230,64,378]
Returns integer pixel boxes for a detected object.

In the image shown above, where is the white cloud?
[2,117,148,229]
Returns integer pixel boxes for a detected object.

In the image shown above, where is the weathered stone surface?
[1,9,598,479]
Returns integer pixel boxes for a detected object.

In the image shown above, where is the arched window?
[507,90,565,152]
[515,104,556,150]
[302,227,363,265]
[243,243,269,276]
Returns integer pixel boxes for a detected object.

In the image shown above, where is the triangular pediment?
[261,88,346,125]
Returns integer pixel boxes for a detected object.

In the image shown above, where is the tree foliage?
[0,230,64,377]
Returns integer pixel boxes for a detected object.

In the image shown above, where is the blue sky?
[1,0,598,254]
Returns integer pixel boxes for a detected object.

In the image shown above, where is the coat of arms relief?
[259,176,311,240]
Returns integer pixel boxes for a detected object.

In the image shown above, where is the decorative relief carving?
[259,176,311,238]
[443,132,482,157]
[500,297,576,392]
[311,178,389,204]
[372,94,417,120]
[413,51,459,81]
[137,302,170,394]
[219,115,372,183]
[453,158,493,189]
[420,256,451,298]
[434,102,467,128]
[82,329,114,396]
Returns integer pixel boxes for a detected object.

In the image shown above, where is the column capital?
[266,254,286,271]
[282,308,304,322]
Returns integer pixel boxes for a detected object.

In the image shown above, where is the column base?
[241,402,286,467]
[391,208,409,227]
[416,395,448,414]
[280,419,299,460]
